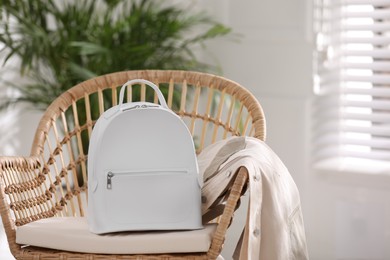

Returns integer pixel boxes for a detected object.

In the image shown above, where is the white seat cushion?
[16,217,217,254]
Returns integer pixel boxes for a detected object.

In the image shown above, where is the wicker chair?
[0,70,266,259]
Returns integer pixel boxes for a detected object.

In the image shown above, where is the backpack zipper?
[141,104,159,108]
[106,169,188,190]
[123,104,159,111]
[123,105,140,111]
[107,172,114,189]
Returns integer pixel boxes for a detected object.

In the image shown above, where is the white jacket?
[198,137,309,260]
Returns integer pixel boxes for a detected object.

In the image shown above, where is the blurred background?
[2,0,390,259]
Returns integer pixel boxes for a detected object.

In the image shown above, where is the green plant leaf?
[68,62,98,81]
[70,42,110,56]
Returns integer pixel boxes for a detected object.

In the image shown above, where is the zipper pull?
[107,172,114,189]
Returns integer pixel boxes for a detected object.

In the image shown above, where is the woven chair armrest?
[0,156,41,258]
[0,156,41,174]
[0,156,41,189]
[0,156,43,198]
[207,167,248,259]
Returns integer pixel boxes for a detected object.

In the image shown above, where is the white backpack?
[87,79,202,234]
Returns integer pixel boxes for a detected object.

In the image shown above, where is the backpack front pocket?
[105,169,196,228]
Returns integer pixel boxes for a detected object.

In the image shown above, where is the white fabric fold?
[199,137,309,260]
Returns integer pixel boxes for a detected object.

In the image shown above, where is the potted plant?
[0,0,230,110]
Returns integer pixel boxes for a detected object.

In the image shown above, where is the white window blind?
[314,0,390,167]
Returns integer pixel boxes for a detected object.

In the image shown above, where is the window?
[313,0,390,170]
